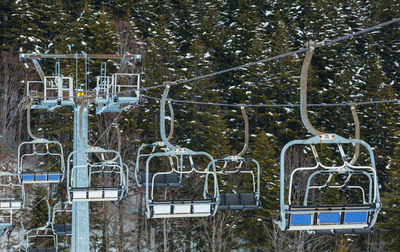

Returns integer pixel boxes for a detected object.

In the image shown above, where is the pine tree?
[235,130,279,250]
[381,137,400,249]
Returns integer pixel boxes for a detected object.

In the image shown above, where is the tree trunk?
[163,218,168,252]
[118,201,124,251]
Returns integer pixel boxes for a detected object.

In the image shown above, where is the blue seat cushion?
[48,174,60,181]
[36,174,47,181]
[318,212,340,224]
[344,212,368,224]
[290,214,312,226]
[23,174,35,181]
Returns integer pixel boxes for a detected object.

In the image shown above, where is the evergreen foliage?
[0,0,399,250]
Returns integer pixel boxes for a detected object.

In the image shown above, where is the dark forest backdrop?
[1,0,400,251]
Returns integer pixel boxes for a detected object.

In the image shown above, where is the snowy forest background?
[1,0,400,251]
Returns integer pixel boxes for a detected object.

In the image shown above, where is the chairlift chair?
[0,172,25,211]
[25,227,58,252]
[67,147,128,202]
[18,100,65,184]
[205,107,260,211]
[51,202,72,236]
[145,83,219,218]
[135,101,182,188]
[275,41,381,234]
[0,172,24,232]
[94,59,144,114]
[25,200,58,252]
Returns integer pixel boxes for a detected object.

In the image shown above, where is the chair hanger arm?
[237,106,249,156]
[167,101,174,141]
[300,41,323,135]
[160,83,174,150]
[349,105,360,165]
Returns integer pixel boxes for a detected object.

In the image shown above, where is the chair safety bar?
[135,101,181,188]
[206,156,261,211]
[276,134,381,233]
[135,142,181,187]
[0,172,25,210]
[25,227,58,252]
[66,147,128,202]
[18,98,65,184]
[18,139,66,184]
[145,149,219,218]
[51,202,72,236]
[25,199,58,251]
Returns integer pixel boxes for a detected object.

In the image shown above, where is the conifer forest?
[1,0,400,251]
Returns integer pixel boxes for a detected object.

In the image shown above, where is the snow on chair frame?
[67,147,128,202]
[135,101,182,188]
[275,41,381,234]
[205,107,260,211]
[18,100,65,184]
[145,83,219,219]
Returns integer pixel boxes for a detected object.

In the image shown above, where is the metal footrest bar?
[69,187,122,202]
[149,199,216,218]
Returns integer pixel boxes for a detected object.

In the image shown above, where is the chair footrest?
[0,200,23,209]
[315,227,372,234]
[286,208,372,231]
[70,187,121,201]
[149,199,215,218]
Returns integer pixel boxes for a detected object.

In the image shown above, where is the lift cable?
[12,183,61,221]
[142,95,400,108]
[25,17,400,100]
[20,17,400,154]
[134,17,400,91]
[166,17,400,88]
[92,111,124,146]
[92,102,137,146]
